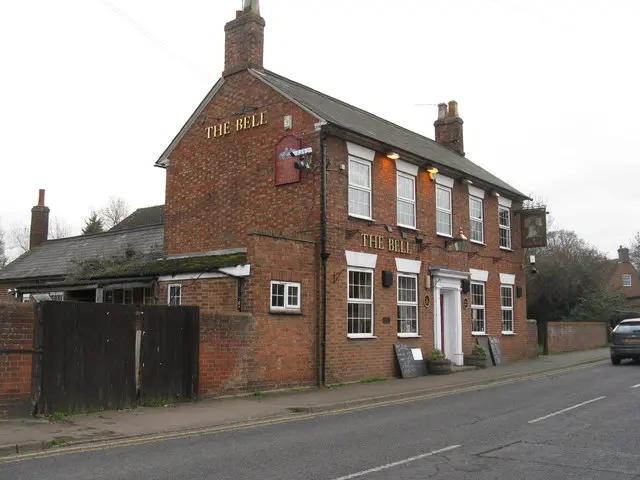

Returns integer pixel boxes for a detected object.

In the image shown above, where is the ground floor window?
[471,282,486,334]
[168,284,182,306]
[348,268,373,337]
[501,285,514,333]
[397,273,418,335]
[270,281,301,311]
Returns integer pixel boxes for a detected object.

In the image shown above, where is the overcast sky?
[1,0,638,260]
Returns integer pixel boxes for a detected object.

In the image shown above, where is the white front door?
[433,269,466,366]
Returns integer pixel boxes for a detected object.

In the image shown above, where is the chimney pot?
[447,100,459,118]
[38,189,45,206]
[437,103,447,120]
[235,10,243,18]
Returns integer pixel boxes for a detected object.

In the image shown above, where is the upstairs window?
[436,186,452,236]
[397,172,416,228]
[348,157,372,219]
[499,206,512,249]
[622,274,633,287]
[469,196,484,243]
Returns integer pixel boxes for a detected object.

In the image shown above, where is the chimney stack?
[618,246,630,263]
[434,100,465,156]
[29,189,50,250]
[223,0,265,77]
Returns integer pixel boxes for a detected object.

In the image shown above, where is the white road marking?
[528,396,606,424]
[631,384,640,388]
[330,445,461,480]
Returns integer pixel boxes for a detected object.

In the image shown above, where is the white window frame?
[347,267,374,338]
[501,285,514,334]
[270,281,301,312]
[348,157,372,220]
[436,185,453,236]
[168,284,182,306]
[469,196,484,244]
[397,273,419,336]
[396,172,416,229]
[471,281,486,334]
[499,205,512,250]
[622,274,633,287]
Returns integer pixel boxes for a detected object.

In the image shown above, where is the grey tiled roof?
[0,225,163,282]
[252,69,527,199]
[109,205,164,231]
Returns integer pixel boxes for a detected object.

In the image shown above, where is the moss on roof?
[78,252,247,280]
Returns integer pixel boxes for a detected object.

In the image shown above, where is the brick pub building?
[1,0,532,394]
[156,0,530,387]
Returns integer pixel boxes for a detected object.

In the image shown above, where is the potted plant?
[464,344,490,368]
[426,349,451,375]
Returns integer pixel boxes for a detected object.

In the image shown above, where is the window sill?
[436,233,453,239]
[502,332,516,336]
[347,335,377,340]
[348,215,375,223]
[397,334,421,338]
[471,332,487,336]
[397,225,419,232]
[499,247,513,252]
[470,240,486,246]
[269,309,303,315]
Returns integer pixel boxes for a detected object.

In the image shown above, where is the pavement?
[0,348,609,458]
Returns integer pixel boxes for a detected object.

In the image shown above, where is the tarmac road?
[1,360,639,479]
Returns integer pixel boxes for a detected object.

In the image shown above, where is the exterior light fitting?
[386,151,400,160]
[445,227,468,252]
[427,166,439,181]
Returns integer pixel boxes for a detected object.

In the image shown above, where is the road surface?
[2,360,639,479]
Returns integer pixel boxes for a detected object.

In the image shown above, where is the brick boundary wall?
[547,321,607,354]
[526,319,538,358]
[0,303,35,417]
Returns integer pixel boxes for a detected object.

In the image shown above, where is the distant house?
[0,194,248,306]
[611,246,640,308]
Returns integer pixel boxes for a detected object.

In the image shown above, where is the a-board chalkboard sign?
[394,344,427,378]
[476,336,492,365]
[487,336,504,366]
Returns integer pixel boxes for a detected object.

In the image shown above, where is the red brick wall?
[158,278,239,313]
[323,138,528,381]
[547,321,607,354]
[0,303,34,415]
[163,70,321,258]
[526,319,538,358]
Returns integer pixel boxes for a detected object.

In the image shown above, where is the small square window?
[270,281,301,311]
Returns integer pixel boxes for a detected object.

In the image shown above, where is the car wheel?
[611,356,621,365]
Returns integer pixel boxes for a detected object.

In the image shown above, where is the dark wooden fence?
[139,306,199,404]
[32,301,199,415]
[36,302,136,415]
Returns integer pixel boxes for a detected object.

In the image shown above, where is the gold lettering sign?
[206,111,267,139]
[361,233,411,254]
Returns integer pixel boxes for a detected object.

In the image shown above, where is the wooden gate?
[34,302,137,415]
[139,306,199,403]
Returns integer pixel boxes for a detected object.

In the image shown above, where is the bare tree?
[0,226,7,268]
[9,223,29,254]
[630,232,640,270]
[100,197,131,229]
[49,217,72,239]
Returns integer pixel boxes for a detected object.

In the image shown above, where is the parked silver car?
[611,318,640,365]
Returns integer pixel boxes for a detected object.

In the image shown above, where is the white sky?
[1,0,639,260]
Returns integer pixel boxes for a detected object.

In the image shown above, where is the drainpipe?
[320,128,329,386]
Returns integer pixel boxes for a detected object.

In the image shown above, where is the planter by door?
[427,359,452,375]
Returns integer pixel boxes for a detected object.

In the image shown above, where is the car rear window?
[615,322,640,333]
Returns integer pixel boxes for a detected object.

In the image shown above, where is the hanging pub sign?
[520,208,548,248]
[275,135,302,185]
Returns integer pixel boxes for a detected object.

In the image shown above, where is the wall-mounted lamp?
[386,151,400,160]
[461,178,473,185]
[444,227,469,252]
[427,166,439,181]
